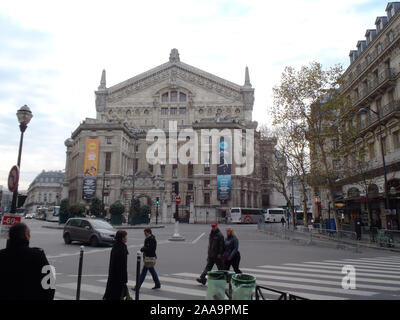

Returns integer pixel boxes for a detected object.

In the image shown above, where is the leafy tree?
[131,198,142,217]
[69,203,86,217]
[110,201,125,216]
[90,197,102,217]
[139,205,151,217]
[59,198,69,224]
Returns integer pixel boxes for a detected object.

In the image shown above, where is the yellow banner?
[83,138,99,177]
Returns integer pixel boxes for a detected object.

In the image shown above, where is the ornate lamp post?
[129,129,139,224]
[10,105,33,213]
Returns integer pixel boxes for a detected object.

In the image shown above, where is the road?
[1,218,400,300]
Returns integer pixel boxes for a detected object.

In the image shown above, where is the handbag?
[143,256,157,268]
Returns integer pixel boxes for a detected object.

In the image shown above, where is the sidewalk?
[258,224,400,253]
[42,222,166,230]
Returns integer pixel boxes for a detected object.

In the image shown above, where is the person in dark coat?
[197,222,225,285]
[103,230,129,300]
[134,227,161,290]
[0,222,55,300]
[223,227,242,274]
[280,216,286,227]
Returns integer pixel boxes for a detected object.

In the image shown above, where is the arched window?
[162,92,169,103]
[160,90,188,103]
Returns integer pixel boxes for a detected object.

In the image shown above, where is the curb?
[42,224,166,230]
[259,230,400,253]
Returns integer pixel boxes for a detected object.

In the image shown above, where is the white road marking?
[286,262,400,273]
[172,273,347,300]
[240,267,400,285]
[259,265,400,279]
[303,261,400,272]
[192,233,205,244]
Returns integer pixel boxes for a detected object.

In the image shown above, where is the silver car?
[63,218,117,247]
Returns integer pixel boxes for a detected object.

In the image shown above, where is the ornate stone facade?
[65,49,278,223]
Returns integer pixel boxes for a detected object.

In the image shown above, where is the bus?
[46,206,60,222]
[263,208,286,223]
[229,207,264,224]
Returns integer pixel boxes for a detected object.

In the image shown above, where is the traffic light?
[156,197,159,205]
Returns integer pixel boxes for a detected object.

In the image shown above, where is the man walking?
[197,222,225,285]
[0,223,55,300]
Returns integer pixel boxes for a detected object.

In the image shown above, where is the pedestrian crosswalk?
[54,255,400,300]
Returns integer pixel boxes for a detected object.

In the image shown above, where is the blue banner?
[217,137,231,201]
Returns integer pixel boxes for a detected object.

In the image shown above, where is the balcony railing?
[342,29,400,92]
[360,99,400,130]
[354,68,397,105]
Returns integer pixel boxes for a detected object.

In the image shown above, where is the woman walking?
[223,227,242,274]
[134,227,161,291]
[103,230,130,300]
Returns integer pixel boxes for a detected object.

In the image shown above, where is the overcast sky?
[0,0,387,190]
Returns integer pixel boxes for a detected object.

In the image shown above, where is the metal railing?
[255,285,309,300]
[359,100,400,130]
[368,227,400,247]
[258,220,360,252]
[354,68,397,106]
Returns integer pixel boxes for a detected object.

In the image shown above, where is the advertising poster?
[217,137,232,201]
[82,138,99,200]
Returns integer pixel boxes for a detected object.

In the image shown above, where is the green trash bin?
[205,270,232,300]
[231,273,256,300]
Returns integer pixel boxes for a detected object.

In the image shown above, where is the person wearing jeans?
[133,227,161,290]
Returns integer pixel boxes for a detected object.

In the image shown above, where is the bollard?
[76,246,84,300]
[135,251,141,300]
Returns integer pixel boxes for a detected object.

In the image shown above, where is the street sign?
[0,214,21,239]
[175,195,181,205]
[8,165,19,192]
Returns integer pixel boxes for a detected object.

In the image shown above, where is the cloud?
[0,0,388,190]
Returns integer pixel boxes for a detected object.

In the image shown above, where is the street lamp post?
[291,177,295,228]
[129,133,138,224]
[10,105,33,214]
[358,107,390,210]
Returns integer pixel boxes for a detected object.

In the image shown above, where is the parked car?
[63,218,116,247]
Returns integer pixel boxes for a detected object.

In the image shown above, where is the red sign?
[0,215,21,239]
[8,165,19,192]
[2,215,22,226]
[175,195,181,205]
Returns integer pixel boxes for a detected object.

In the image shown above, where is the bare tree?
[271,62,356,230]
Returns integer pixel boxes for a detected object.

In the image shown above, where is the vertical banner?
[82,138,99,200]
[217,137,232,200]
